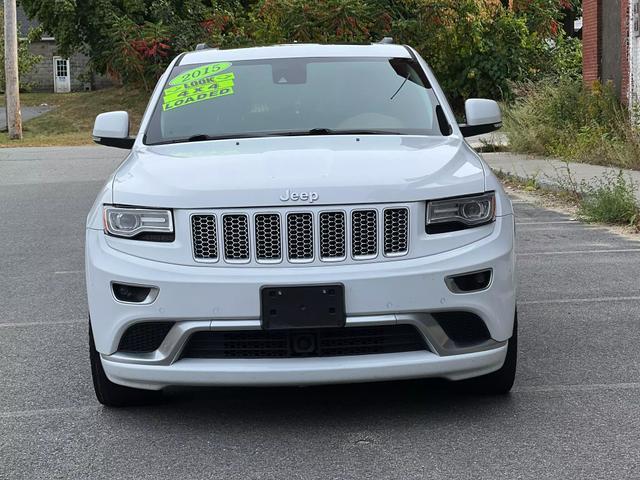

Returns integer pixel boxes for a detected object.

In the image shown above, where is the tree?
[19,0,568,103]
[0,7,42,92]
[19,0,247,88]
[253,0,557,107]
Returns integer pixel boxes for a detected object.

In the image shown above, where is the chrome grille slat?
[192,205,409,265]
[319,212,346,260]
[222,214,250,262]
[255,213,282,262]
[191,215,218,260]
[384,208,409,256]
[287,212,314,261]
[351,210,378,258]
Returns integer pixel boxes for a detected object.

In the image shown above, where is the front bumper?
[102,346,508,390]
[86,215,515,389]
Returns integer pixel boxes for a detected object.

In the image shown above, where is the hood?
[112,135,485,208]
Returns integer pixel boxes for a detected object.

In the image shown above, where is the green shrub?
[22,0,568,101]
[389,1,538,109]
[250,0,382,44]
[546,36,582,81]
[504,79,640,169]
[578,171,639,226]
[250,0,562,110]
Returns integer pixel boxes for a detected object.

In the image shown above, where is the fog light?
[445,269,492,293]
[112,282,158,303]
[432,311,491,346]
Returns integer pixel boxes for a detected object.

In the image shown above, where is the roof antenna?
[378,37,394,44]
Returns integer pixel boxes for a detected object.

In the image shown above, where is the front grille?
[179,324,428,359]
[223,214,250,261]
[319,212,346,260]
[287,213,314,261]
[118,322,174,353]
[191,205,410,265]
[384,208,409,256]
[192,215,218,260]
[352,210,378,258]
[255,214,282,261]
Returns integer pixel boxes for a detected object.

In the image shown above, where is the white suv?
[87,43,516,407]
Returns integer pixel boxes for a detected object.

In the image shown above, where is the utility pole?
[4,0,22,139]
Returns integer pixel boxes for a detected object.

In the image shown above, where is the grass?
[0,88,149,147]
[495,167,640,231]
[503,79,640,170]
[578,171,639,226]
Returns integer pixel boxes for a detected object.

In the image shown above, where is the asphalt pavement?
[482,152,640,203]
[2,146,640,479]
[0,106,52,132]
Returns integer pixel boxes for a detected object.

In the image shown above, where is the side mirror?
[92,111,135,149]
[459,99,502,137]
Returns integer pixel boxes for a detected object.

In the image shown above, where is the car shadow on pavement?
[101,380,517,422]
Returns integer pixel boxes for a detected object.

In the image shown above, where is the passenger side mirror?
[92,111,135,149]
[459,99,502,138]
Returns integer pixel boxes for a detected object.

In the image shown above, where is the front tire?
[89,323,162,407]
[459,312,518,395]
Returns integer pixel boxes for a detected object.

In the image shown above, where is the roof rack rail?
[378,37,394,44]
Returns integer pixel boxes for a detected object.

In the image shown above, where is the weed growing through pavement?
[578,170,639,227]
[495,166,640,231]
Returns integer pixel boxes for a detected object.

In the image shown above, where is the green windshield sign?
[168,62,231,86]
[162,64,235,111]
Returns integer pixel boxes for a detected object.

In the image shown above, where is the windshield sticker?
[163,72,234,99]
[168,62,231,86]
[162,87,234,111]
[162,72,235,111]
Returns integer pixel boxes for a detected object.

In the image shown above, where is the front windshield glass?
[144,56,446,145]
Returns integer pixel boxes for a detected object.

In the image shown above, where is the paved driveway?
[2,147,640,479]
[0,106,52,131]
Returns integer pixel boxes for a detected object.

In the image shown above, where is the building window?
[55,58,68,78]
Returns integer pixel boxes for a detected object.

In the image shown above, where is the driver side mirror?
[459,99,502,137]
[93,111,135,149]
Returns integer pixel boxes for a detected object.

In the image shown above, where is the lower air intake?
[432,312,491,347]
[117,322,174,353]
[179,324,428,359]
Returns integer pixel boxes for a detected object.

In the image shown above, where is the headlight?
[426,192,495,234]
[103,206,174,241]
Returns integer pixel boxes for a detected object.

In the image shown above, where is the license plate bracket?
[261,284,346,330]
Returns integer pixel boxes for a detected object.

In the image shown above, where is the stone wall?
[22,40,114,92]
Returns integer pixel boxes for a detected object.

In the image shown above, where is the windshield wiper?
[149,129,405,146]
[185,134,214,142]
[150,132,272,145]
[303,128,403,136]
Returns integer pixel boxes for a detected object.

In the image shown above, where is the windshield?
[144,56,447,145]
